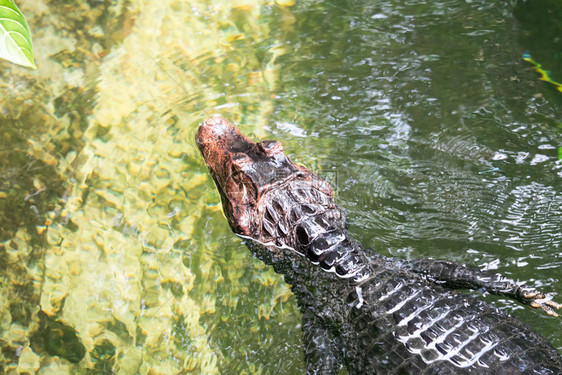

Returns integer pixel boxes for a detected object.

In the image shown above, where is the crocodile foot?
[529,298,561,317]
[517,286,561,317]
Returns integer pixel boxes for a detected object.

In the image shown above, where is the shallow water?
[0,0,560,373]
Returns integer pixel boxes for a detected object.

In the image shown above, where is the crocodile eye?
[232,152,251,169]
[228,168,257,203]
[258,140,283,156]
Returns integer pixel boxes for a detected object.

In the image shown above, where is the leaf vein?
[0,18,26,28]
[0,5,21,17]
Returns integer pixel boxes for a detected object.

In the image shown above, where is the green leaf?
[0,0,36,69]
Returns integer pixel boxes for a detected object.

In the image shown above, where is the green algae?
[1,0,302,373]
[31,311,86,364]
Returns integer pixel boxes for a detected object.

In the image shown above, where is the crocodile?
[196,116,562,374]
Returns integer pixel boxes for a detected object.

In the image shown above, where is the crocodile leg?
[301,310,343,375]
[407,258,561,316]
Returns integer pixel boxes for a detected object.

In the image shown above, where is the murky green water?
[0,0,560,373]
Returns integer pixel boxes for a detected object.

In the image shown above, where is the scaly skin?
[196,116,562,374]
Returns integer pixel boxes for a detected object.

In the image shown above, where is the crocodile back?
[341,267,562,374]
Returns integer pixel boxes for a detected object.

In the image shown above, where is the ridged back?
[342,268,562,374]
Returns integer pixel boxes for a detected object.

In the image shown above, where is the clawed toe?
[528,295,561,317]
[519,287,543,300]
[544,299,562,310]
[522,291,539,299]
[541,305,559,318]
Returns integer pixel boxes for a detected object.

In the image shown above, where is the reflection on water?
[1,0,300,373]
[0,0,560,373]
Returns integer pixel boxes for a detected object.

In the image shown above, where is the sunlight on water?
[1,0,302,373]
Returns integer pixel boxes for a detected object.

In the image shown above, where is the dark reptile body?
[247,177,562,375]
[196,117,562,374]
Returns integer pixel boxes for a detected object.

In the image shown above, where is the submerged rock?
[32,311,86,364]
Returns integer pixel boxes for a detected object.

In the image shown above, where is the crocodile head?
[196,116,336,245]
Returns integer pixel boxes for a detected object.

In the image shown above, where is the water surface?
[0,0,560,373]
